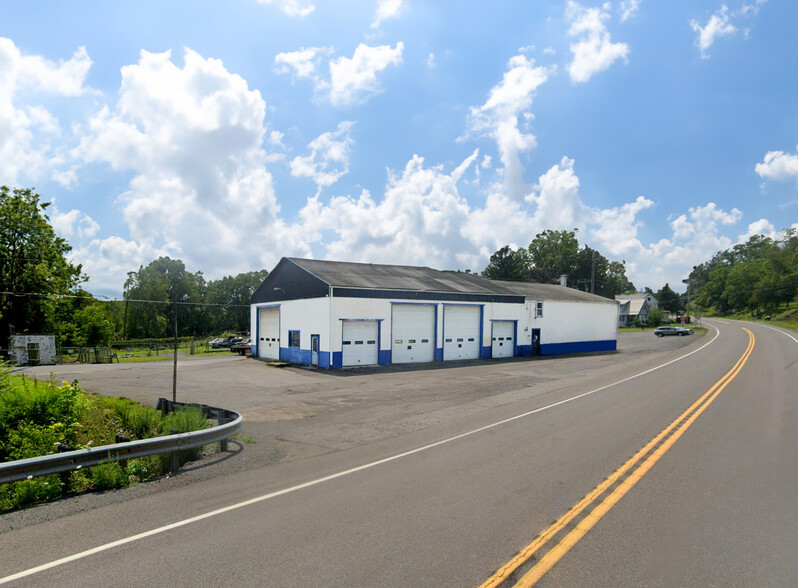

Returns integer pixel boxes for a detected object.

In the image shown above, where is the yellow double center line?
[481,327,755,588]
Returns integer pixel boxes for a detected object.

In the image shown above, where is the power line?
[0,291,250,308]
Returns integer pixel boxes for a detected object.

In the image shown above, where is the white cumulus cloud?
[74,48,311,291]
[371,0,404,29]
[755,146,798,181]
[466,54,550,200]
[274,46,329,81]
[0,37,92,184]
[51,207,100,240]
[328,42,404,106]
[290,121,355,189]
[257,0,315,17]
[618,0,641,22]
[275,43,404,107]
[566,1,629,83]
[690,5,737,58]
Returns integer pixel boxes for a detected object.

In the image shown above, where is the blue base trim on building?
[281,347,312,365]
[280,340,615,369]
[319,351,331,369]
[540,340,617,355]
[517,344,532,356]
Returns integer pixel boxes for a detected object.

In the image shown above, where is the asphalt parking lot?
[3,329,707,528]
[13,330,706,467]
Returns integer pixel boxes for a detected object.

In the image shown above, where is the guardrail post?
[219,416,228,451]
[170,430,180,473]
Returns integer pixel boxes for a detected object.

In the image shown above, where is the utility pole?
[172,281,178,402]
[590,250,596,294]
[122,283,129,340]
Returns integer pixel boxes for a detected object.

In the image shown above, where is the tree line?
[688,231,797,317]
[481,229,636,298]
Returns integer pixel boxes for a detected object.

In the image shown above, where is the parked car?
[208,337,225,347]
[654,326,694,337]
[210,337,234,348]
[230,338,251,355]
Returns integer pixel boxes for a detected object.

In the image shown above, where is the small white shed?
[9,335,57,366]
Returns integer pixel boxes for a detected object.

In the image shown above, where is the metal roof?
[489,280,619,304]
[285,258,617,303]
[287,258,499,294]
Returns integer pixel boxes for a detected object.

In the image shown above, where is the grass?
[702,308,798,334]
[114,344,237,363]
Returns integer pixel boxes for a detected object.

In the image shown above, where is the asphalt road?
[1,320,796,586]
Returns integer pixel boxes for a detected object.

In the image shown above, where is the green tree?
[123,257,206,339]
[526,229,633,297]
[0,187,85,340]
[646,307,666,326]
[73,305,117,346]
[689,230,798,316]
[206,270,269,333]
[482,246,531,281]
[655,283,682,314]
[528,229,579,283]
[605,260,636,296]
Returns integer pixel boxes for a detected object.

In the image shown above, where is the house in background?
[615,293,659,327]
[250,257,619,369]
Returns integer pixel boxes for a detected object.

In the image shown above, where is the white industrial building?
[250,258,619,369]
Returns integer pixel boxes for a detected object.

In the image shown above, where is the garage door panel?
[491,320,514,359]
[257,307,280,360]
[443,305,480,361]
[342,321,378,366]
[392,305,435,364]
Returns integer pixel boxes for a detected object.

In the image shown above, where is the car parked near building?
[230,338,251,355]
[654,326,693,337]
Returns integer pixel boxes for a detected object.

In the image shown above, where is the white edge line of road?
[0,325,722,585]
[759,323,798,344]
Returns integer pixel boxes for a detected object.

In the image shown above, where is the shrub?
[115,402,162,440]
[90,461,129,491]
[0,475,63,511]
[1,367,213,511]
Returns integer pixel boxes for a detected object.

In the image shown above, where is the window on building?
[535,302,544,318]
[288,330,300,347]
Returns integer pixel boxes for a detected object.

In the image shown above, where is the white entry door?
[491,321,515,359]
[257,306,280,360]
[342,321,379,366]
[391,304,435,364]
[443,305,481,361]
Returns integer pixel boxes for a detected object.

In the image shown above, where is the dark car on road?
[654,326,694,337]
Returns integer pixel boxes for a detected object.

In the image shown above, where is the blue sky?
[2,0,796,297]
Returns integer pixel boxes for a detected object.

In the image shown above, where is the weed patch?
[0,363,213,512]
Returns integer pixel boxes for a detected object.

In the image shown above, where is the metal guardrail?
[0,399,242,485]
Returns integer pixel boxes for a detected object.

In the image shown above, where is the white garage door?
[342,321,379,367]
[392,304,435,364]
[443,305,481,361]
[257,306,280,360]
[491,321,515,359]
